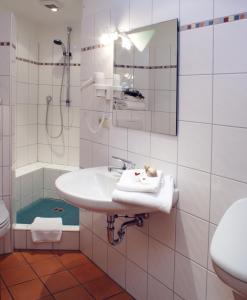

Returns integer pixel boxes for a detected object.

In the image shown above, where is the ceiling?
[0,0,82,25]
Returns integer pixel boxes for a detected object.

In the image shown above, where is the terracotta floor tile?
[21,251,54,264]
[107,292,135,300]
[1,263,37,286]
[31,257,65,277]
[0,252,26,270]
[39,297,55,300]
[9,278,49,300]
[84,275,123,300]
[54,286,93,300]
[70,262,105,284]
[1,288,13,300]
[55,251,89,269]
[0,277,6,289]
[41,270,79,294]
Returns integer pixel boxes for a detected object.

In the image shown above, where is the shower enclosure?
[11,20,81,250]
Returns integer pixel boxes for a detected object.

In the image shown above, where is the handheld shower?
[46,27,72,139]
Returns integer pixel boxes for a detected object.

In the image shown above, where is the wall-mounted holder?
[112,86,122,99]
[81,72,112,133]
[81,72,113,101]
[94,84,112,100]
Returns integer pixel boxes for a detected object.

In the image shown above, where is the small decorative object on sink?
[116,167,162,193]
[144,165,158,177]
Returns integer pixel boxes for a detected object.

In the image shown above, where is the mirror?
[113,19,178,135]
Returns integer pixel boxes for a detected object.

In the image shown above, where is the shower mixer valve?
[46,95,52,104]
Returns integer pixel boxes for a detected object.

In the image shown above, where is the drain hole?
[52,207,64,212]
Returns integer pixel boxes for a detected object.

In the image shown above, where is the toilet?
[210,198,247,297]
[0,200,10,239]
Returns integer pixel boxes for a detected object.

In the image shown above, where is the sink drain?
[52,207,64,212]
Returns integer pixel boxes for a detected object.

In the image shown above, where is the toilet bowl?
[210,198,247,297]
[0,200,10,239]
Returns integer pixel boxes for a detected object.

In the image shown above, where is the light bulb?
[100,32,119,45]
[121,35,132,50]
[51,7,58,12]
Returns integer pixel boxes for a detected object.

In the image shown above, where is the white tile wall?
[14,18,81,168]
[15,18,39,168]
[214,0,247,18]
[126,259,147,300]
[179,75,212,123]
[108,246,126,287]
[212,125,247,182]
[0,0,215,300]
[179,27,213,75]
[127,227,148,270]
[130,0,152,29]
[148,237,174,289]
[153,0,179,23]
[148,275,173,300]
[178,121,212,172]
[214,20,247,73]
[80,1,247,299]
[176,210,209,267]
[213,74,247,127]
[179,0,214,25]
[178,166,210,220]
[0,12,16,254]
[174,253,207,300]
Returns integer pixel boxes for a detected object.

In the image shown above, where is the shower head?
[54,39,62,45]
[53,39,66,55]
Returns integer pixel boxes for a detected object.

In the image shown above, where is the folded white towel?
[113,175,175,214]
[30,217,63,243]
[116,169,163,193]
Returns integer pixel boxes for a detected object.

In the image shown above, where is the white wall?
[15,17,39,168]
[79,1,247,300]
[14,17,81,168]
[0,12,16,254]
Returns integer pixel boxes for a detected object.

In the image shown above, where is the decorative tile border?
[81,44,105,52]
[0,42,80,66]
[16,57,39,65]
[81,11,247,52]
[0,42,16,49]
[180,11,247,31]
[0,41,10,46]
[114,63,177,69]
[39,62,81,66]
[16,57,80,66]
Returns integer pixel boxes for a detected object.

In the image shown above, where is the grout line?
[16,56,80,67]
[115,63,177,69]
[180,71,247,75]
[205,3,216,296]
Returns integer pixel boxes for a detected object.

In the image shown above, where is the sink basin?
[55,166,178,214]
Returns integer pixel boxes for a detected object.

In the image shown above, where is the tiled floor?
[0,251,134,300]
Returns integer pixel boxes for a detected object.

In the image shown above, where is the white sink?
[55,166,178,215]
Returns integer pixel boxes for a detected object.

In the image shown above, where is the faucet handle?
[112,156,135,169]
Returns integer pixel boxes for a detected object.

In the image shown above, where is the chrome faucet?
[108,156,135,172]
